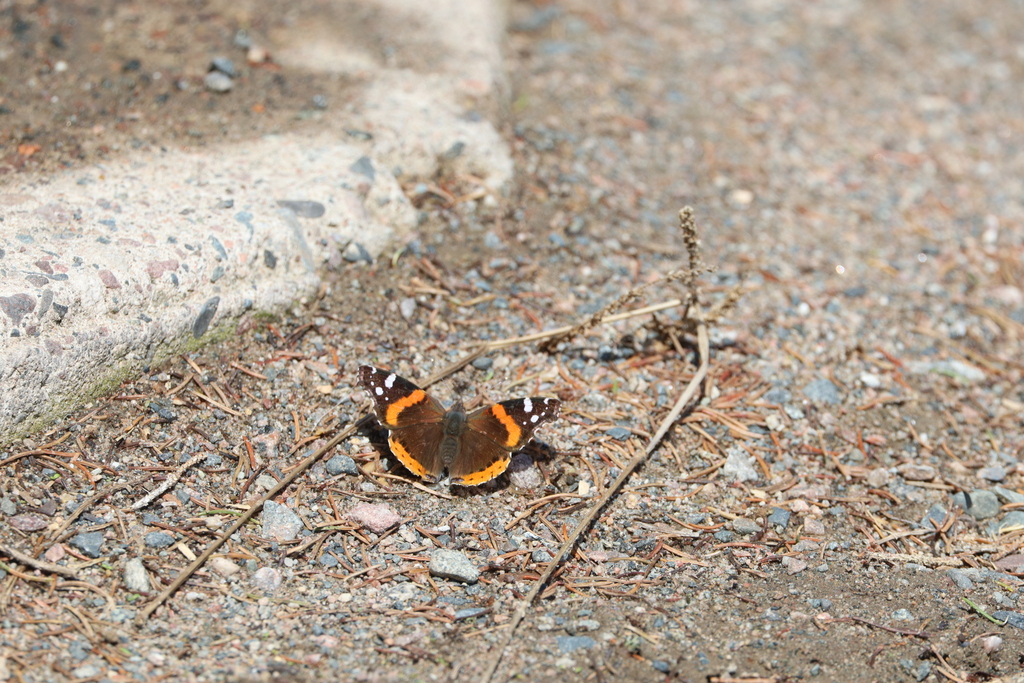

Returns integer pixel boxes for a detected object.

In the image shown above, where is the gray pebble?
[429,549,479,583]
[556,635,596,653]
[915,662,932,682]
[69,531,105,558]
[802,378,841,404]
[276,200,325,218]
[991,611,1024,629]
[399,298,417,319]
[767,507,791,529]
[921,503,947,528]
[262,500,304,542]
[952,490,1001,520]
[978,466,1006,482]
[507,453,542,489]
[891,608,914,620]
[604,426,632,441]
[945,569,973,590]
[652,661,670,673]
[454,607,488,620]
[252,566,283,593]
[471,357,494,370]
[731,518,761,535]
[532,548,553,563]
[722,447,758,482]
[763,388,791,404]
[144,531,175,548]
[483,231,503,249]
[993,487,1024,505]
[326,454,359,476]
[713,530,734,542]
[992,511,1024,535]
[204,71,233,93]
[72,665,101,679]
[210,56,237,77]
[123,557,150,593]
[0,497,16,515]
[343,242,373,263]
[349,156,375,181]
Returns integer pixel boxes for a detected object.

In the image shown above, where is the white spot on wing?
[385,373,396,389]
[375,387,383,395]
[524,398,533,413]
[530,414,539,423]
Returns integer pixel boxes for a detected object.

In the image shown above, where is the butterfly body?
[358,365,560,486]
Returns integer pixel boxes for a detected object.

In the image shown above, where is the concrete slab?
[0,0,511,445]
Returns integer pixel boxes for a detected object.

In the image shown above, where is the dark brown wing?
[357,365,447,480]
[357,365,446,428]
[451,397,561,485]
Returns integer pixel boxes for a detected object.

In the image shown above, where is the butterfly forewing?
[358,365,446,428]
[465,397,561,450]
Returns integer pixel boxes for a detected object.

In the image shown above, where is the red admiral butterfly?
[358,365,560,486]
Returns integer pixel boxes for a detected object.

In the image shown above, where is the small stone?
[252,567,283,593]
[72,665,101,679]
[144,531,175,548]
[945,569,974,590]
[914,662,932,682]
[556,635,596,653]
[399,298,417,319]
[921,503,948,529]
[43,544,65,562]
[993,487,1024,505]
[767,507,791,529]
[898,464,936,481]
[326,454,358,476]
[471,357,493,370]
[803,518,826,535]
[952,490,1001,520]
[123,558,150,592]
[994,554,1024,572]
[713,530,734,543]
[343,242,373,263]
[209,556,241,577]
[866,467,891,487]
[731,518,761,535]
[891,608,914,620]
[802,378,841,405]
[722,447,759,482]
[69,531,105,558]
[262,501,304,542]
[781,556,807,574]
[210,56,237,76]
[8,513,47,531]
[0,497,16,515]
[604,426,631,440]
[347,502,401,533]
[907,359,985,383]
[978,466,1006,482]
[507,453,542,489]
[993,511,1024,535]
[980,635,1002,653]
[990,611,1024,629]
[276,200,325,218]
[859,372,882,388]
[429,549,479,584]
[204,71,233,93]
[531,548,553,563]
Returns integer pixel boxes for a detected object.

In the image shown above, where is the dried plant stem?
[0,544,79,580]
[478,311,710,683]
[134,419,366,624]
[485,298,684,350]
[130,453,205,511]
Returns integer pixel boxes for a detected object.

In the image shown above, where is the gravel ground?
[3,1,1024,682]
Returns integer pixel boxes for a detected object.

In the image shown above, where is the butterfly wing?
[451,397,561,486]
[357,365,447,480]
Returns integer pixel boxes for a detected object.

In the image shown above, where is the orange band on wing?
[490,404,521,447]
[455,456,511,486]
[389,435,428,478]
[384,389,427,426]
